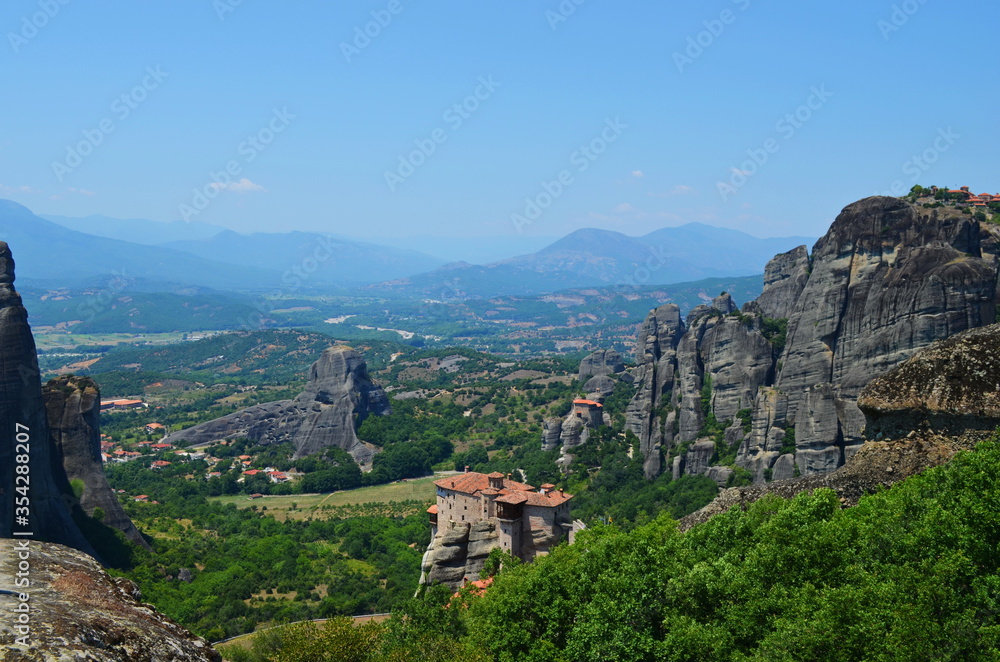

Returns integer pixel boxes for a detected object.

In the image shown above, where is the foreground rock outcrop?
[165,346,390,464]
[681,321,1000,530]
[859,324,1000,439]
[0,243,94,554]
[43,375,149,549]
[0,540,219,662]
[627,197,1000,482]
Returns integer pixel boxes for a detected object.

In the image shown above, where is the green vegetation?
[311,435,1000,661]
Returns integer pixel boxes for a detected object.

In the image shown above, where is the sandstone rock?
[755,245,810,320]
[43,375,148,550]
[859,323,1000,438]
[775,198,997,470]
[684,440,717,477]
[626,304,685,478]
[583,374,616,398]
[164,346,390,464]
[578,349,625,381]
[420,521,499,591]
[541,418,563,452]
[0,540,219,662]
[0,242,94,555]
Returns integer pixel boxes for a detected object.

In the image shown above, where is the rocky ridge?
[43,375,150,549]
[0,242,94,554]
[0,540,219,662]
[680,322,1000,530]
[164,345,391,465]
[626,197,1000,483]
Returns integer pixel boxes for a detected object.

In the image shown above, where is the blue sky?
[0,0,995,245]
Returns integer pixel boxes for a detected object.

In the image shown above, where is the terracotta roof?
[435,472,535,495]
[521,490,572,507]
[495,492,529,505]
[427,504,438,514]
[486,472,505,479]
[573,399,603,407]
[480,488,500,496]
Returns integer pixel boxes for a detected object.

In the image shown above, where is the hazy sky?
[0,0,995,245]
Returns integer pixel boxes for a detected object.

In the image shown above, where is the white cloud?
[631,170,644,178]
[613,202,637,213]
[648,184,695,198]
[0,184,41,194]
[208,178,267,194]
[67,187,95,196]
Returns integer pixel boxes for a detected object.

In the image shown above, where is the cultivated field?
[210,474,444,520]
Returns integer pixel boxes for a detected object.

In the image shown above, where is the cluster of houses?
[927,186,1000,208]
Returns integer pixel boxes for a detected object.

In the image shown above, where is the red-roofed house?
[151,443,173,450]
[572,399,604,428]
[151,460,172,468]
[145,423,166,434]
[431,470,575,562]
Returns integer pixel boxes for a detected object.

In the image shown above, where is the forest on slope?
[224,435,1000,661]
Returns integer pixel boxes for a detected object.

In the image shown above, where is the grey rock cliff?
[43,375,149,550]
[754,245,810,319]
[859,324,1000,438]
[626,197,1000,482]
[577,348,625,381]
[0,540,220,662]
[419,521,498,590]
[164,346,390,464]
[0,242,94,555]
[625,304,685,478]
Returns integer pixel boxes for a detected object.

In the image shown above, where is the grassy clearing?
[210,475,441,520]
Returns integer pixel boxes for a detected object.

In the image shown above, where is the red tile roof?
[427,504,438,514]
[495,492,528,505]
[435,472,535,495]
[573,399,603,407]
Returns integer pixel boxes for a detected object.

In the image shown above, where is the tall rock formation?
[0,242,94,555]
[626,197,1000,482]
[164,346,390,464]
[43,375,149,549]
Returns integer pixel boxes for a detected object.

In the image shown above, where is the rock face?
[577,349,625,381]
[42,376,149,550]
[0,242,94,555]
[754,245,810,319]
[419,521,498,588]
[625,197,1000,483]
[682,319,1000,531]
[165,346,390,464]
[0,540,220,662]
[859,324,1000,439]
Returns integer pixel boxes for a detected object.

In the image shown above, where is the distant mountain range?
[42,213,226,246]
[370,224,814,298]
[6,201,814,297]
[2,201,444,290]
